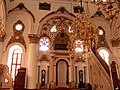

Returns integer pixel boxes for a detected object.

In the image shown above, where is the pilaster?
[49,54,55,89]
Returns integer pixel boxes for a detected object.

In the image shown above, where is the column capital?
[28,34,40,43]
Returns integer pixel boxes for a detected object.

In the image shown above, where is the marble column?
[27,34,40,89]
[50,54,55,89]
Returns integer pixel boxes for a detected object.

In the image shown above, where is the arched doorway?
[56,59,69,87]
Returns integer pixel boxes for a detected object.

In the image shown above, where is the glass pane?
[12,65,16,70]
[17,65,20,70]
[99,49,109,65]
[39,37,49,51]
[13,54,17,58]
[50,25,57,32]
[15,70,18,75]
[68,26,73,33]
[18,54,22,59]
[12,59,16,64]
[75,40,83,52]
[11,70,15,76]
[12,76,15,81]
[17,58,21,64]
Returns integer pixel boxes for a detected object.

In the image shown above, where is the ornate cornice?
[28,34,40,43]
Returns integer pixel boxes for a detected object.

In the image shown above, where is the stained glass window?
[75,40,83,53]
[39,37,49,51]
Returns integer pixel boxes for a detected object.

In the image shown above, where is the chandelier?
[68,1,98,60]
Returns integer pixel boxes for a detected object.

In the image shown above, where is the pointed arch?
[37,6,75,33]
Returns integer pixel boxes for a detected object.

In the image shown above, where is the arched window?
[98,49,109,65]
[39,37,50,51]
[7,45,23,81]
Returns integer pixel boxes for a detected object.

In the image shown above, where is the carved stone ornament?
[97,27,110,50]
[28,34,40,43]
[6,20,26,50]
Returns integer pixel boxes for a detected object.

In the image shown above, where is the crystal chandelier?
[68,1,98,60]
